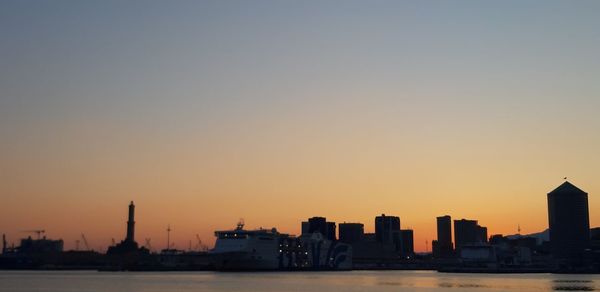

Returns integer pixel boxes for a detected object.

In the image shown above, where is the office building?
[454,219,487,250]
[547,181,590,264]
[339,223,364,244]
[435,215,453,257]
[326,222,336,241]
[308,217,327,235]
[375,214,401,252]
[303,217,337,241]
[400,229,414,256]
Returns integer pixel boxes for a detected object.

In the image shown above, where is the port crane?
[22,230,45,240]
[145,238,152,251]
[81,234,91,251]
[195,234,208,251]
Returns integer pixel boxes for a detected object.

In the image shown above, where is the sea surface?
[1,270,600,291]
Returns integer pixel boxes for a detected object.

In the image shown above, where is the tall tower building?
[435,215,453,257]
[126,201,135,243]
[547,181,590,264]
[375,214,401,252]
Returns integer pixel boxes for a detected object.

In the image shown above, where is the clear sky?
[1,0,600,252]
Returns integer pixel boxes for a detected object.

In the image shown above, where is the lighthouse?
[126,201,135,243]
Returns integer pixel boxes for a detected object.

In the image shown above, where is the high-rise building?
[304,217,336,241]
[326,222,337,241]
[308,217,327,235]
[477,225,488,244]
[339,223,364,244]
[547,181,590,264]
[301,221,309,234]
[375,214,401,251]
[400,229,414,256]
[454,219,487,249]
[435,215,453,257]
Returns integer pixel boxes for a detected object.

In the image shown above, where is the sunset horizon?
[2,1,600,287]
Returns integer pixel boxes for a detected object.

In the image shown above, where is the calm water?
[1,270,600,291]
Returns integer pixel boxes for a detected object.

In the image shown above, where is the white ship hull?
[210,224,352,271]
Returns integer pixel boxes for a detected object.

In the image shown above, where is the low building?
[400,229,414,257]
[339,223,364,244]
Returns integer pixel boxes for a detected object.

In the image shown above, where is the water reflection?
[377,281,403,286]
[439,282,492,288]
[553,287,594,291]
[553,279,595,291]
[2,271,600,291]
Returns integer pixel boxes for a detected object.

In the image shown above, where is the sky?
[1,0,600,252]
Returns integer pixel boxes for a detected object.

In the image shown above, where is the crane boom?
[81,234,90,251]
[145,238,152,251]
[22,230,45,240]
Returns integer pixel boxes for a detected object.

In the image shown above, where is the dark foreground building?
[454,219,487,250]
[434,215,453,258]
[400,229,414,257]
[547,181,590,266]
[302,217,337,241]
[375,214,401,246]
[339,223,364,244]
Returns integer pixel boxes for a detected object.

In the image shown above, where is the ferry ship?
[210,221,352,271]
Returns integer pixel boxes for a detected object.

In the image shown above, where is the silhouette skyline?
[2,180,597,272]
[2,1,600,253]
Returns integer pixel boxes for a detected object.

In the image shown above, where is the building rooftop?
[548,181,587,195]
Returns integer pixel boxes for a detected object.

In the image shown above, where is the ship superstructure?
[210,221,351,270]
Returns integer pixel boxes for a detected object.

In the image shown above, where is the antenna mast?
[166,225,172,250]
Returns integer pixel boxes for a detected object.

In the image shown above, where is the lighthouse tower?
[126,201,135,243]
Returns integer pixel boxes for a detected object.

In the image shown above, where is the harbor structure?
[107,201,145,255]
